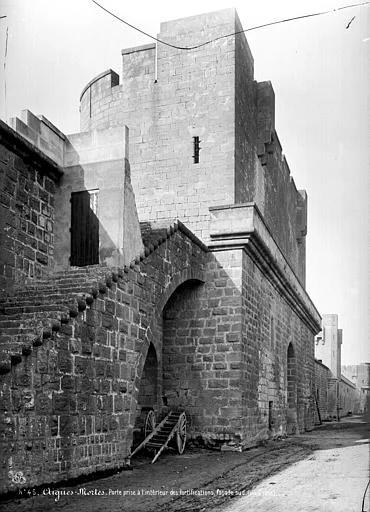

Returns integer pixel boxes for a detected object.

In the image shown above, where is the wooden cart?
[130,410,187,464]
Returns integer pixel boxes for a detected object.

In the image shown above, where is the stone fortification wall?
[314,360,361,422]
[240,251,314,439]
[208,203,320,440]
[0,225,208,494]
[339,376,361,416]
[0,119,63,290]
[0,8,323,495]
[314,359,330,421]
[1,205,321,493]
[342,363,370,413]
[255,82,308,286]
[342,362,370,389]
[79,9,307,284]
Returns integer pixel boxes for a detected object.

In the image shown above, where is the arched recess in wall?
[133,343,159,445]
[286,342,298,433]
[130,268,206,446]
[161,279,204,417]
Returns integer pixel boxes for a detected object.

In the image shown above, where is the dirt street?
[1,416,368,512]
[216,416,370,512]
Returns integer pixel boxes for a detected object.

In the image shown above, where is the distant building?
[314,315,361,421]
[342,363,370,413]
[315,314,342,378]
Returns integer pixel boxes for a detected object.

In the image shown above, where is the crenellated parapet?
[255,81,308,285]
[9,110,66,166]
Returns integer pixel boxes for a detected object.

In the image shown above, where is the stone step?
[0,267,107,375]
[0,341,26,354]
[0,293,81,308]
[17,268,109,286]
[2,269,115,305]
[9,282,94,296]
[12,266,103,285]
[0,308,69,321]
[0,327,48,339]
[1,304,72,316]
[0,333,46,345]
[0,310,67,327]
[0,288,91,307]
[52,265,102,276]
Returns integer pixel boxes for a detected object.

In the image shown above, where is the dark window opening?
[268,401,273,430]
[193,136,201,164]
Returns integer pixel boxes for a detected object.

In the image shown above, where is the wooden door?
[70,191,99,266]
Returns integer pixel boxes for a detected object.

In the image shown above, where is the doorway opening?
[70,190,99,266]
[268,401,273,430]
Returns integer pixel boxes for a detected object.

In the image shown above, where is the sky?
[0,0,369,364]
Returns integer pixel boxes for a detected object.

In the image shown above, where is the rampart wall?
[0,119,62,290]
[314,359,329,421]
[1,119,321,494]
[339,376,361,416]
[314,359,361,423]
[0,226,208,494]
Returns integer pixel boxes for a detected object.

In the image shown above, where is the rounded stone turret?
[80,69,120,131]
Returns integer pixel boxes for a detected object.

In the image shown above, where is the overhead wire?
[0,15,8,121]
[362,478,370,512]
[90,0,370,50]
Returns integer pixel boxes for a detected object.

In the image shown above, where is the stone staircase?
[0,266,114,374]
[0,221,200,375]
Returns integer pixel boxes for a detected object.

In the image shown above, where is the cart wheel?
[144,410,156,438]
[176,412,187,454]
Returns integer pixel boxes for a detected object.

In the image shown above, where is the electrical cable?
[0,15,7,121]
[90,0,370,51]
[3,25,8,121]
[362,478,370,512]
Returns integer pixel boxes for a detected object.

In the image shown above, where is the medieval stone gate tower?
[78,7,320,441]
[80,9,307,282]
[0,9,321,493]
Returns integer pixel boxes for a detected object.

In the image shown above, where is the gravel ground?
[1,416,368,512]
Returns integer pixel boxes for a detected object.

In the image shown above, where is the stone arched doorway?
[130,269,206,448]
[161,279,204,420]
[286,342,297,433]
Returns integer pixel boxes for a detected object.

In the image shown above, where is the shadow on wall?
[161,280,204,422]
[132,248,311,449]
[53,126,143,270]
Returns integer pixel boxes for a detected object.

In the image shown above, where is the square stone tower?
[315,314,342,378]
[80,8,308,284]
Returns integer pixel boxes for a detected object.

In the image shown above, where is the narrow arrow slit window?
[193,136,201,164]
